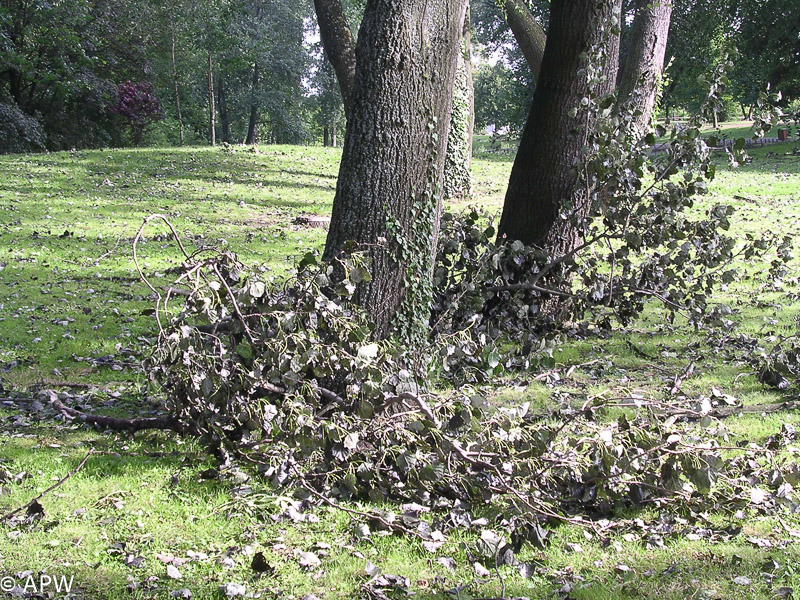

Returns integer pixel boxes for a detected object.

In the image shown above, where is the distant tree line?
[0,0,335,152]
[1,0,798,153]
[470,0,800,133]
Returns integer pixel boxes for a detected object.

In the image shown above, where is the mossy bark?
[443,8,474,201]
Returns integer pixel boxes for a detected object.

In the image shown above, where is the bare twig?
[290,465,427,540]
[91,235,122,266]
[211,263,256,345]
[670,361,695,395]
[390,392,440,427]
[2,450,94,522]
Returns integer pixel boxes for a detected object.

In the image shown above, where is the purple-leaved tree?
[110,81,162,146]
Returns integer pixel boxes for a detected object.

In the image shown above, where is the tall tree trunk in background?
[207,52,215,146]
[323,0,468,340]
[617,0,673,133]
[313,0,357,116]
[503,0,546,78]
[217,75,231,143]
[603,0,623,95]
[331,123,337,147]
[443,5,474,200]
[324,126,330,146]
[246,64,260,145]
[170,17,184,145]
[496,0,615,250]
[8,69,23,107]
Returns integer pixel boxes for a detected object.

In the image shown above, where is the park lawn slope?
[0,141,799,599]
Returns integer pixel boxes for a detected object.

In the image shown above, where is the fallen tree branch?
[48,391,185,433]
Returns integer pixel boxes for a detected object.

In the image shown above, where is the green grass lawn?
[1,140,800,599]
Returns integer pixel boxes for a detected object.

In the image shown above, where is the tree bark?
[331,123,337,147]
[170,16,184,145]
[602,0,623,96]
[324,125,330,146]
[443,6,474,200]
[503,0,546,78]
[217,75,231,143]
[8,69,23,107]
[313,0,358,117]
[617,0,673,134]
[496,0,616,250]
[323,0,468,340]
[246,64,260,145]
[207,52,216,146]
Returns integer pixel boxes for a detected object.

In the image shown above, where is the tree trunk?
[207,52,216,146]
[313,0,357,117]
[331,123,337,147]
[503,0,546,78]
[602,0,623,96]
[443,6,474,200]
[170,17,184,145]
[617,0,673,134]
[218,75,231,143]
[324,125,330,146]
[496,0,616,250]
[323,0,468,340]
[246,64,260,145]
[8,69,23,108]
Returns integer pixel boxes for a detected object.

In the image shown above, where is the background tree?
[617,0,672,134]
[660,0,732,118]
[312,49,346,146]
[731,0,800,110]
[472,60,533,134]
[110,81,162,145]
[0,0,152,149]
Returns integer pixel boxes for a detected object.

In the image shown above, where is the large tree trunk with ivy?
[322,0,468,340]
[604,0,623,94]
[442,6,474,200]
[617,0,673,133]
[504,0,624,88]
[496,0,616,251]
[314,0,473,201]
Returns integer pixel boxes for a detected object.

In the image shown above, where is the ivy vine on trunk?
[321,0,469,341]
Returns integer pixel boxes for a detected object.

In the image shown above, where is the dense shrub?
[0,102,45,154]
